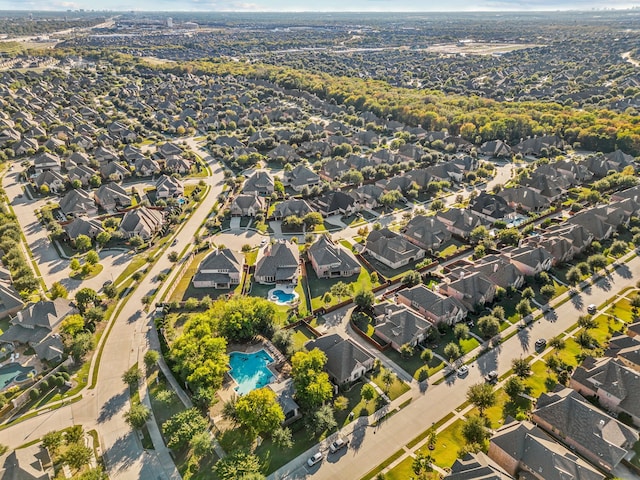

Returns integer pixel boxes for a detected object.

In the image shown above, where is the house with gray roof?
[0,280,24,320]
[445,452,513,480]
[272,198,312,220]
[283,164,320,192]
[365,228,425,270]
[397,284,467,326]
[470,192,516,223]
[480,140,512,158]
[402,215,451,252]
[374,303,432,351]
[254,240,299,285]
[513,135,564,157]
[268,378,301,426]
[243,170,275,196]
[567,210,615,241]
[135,157,161,177]
[100,161,131,182]
[63,217,105,242]
[437,209,488,239]
[498,186,551,213]
[59,188,97,218]
[119,207,164,240]
[67,165,96,187]
[164,156,193,174]
[33,152,61,176]
[306,334,374,385]
[34,170,66,194]
[348,184,383,209]
[230,194,266,217]
[156,174,184,199]
[0,298,74,363]
[488,420,604,480]
[501,246,553,276]
[441,271,496,312]
[0,444,53,480]
[308,235,361,279]
[94,183,131,212]
[193,248,244,289]
[466,255,525,290]
[521,173,569,202]
[313,191,358,217]
[532,388,638,473]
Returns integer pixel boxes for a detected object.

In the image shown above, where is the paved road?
[0,137,226,479]
[270,258,640,480]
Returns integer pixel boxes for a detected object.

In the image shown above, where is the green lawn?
[436,238,465,258]
[606,294,637,323]
[385,456,415,480]
[248,282,292,325]
[524,361,556,398]
[418,418,466,468]
[334,381,385,427]
[245,249,258,266]
[255,422,317,474]
[368,369,410,401]
[589,314,624,345]
[308,266,376,311]
[290,323,316,351]
[546,338,581,369]
[382,348,444,380]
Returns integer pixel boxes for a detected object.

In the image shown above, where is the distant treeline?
[0,18,105,38]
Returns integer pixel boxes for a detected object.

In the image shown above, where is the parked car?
[535,338,547,350]
[456,365,469,377]
[587,304,596,314]
[307,452,323,467]
[329,437,349,453]
[485,370,498,383]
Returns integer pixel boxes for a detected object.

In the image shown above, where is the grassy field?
[382,348,445,380]
[368,369,410,401]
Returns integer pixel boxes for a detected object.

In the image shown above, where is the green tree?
[610,240,628,257]
[214,452,264,480]
[66,332,94,362]
[454,323,470,340]
[75,287,98,314]
[291,348,333,410]
[70,257,81,272]
[162,408,209,450]
[361,383,376,406]
[504,376,524,401]
[75,235,92,252]
[103,283,118,299]
[63,444,92,472]
[190,431,214,460]
[129,235,144,248]
[76,467,109,480]
[303,212,324,229]
[401,270,421,287]
[521,287,534,300]
[85,250,99,266]
[122,367,142,386]
[144,350,159,370]
[216,296,277,342]
[330,281,351,300]
[466,383,497,416]
[272,426,294,449]
[587,254,608,272]
[516,299,532,321]
[444,342,461,362]
[566,266,582,285]
[512,358,532,378]
[305,404,337,438]
[578,314,597,329]
[461,415,490,445]
[235,387,284,438]
[420,348,433,364]
[496,228,521,246]
[354,289,375,310]
[61,314,85,337]
[478,315,500,338]
[124,403,150,430]
[96,231,111,247]
[400,343,414,359]
[470,226,489,244]
[49,281,68,299]
[42,430,64,456]
[412,451,434,478]
[381,369,395,394]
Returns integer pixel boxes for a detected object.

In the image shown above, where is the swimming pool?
[228,350,274,395]
[0,363,35,388]
[268,288,299,306]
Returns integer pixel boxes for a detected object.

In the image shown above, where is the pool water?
[273,289,296,303]
[228,350,274,395]
[0,363,34,387]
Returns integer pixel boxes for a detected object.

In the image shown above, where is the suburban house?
[134,157,161,177]
[94,183,132,212]
[445,452,513,480]
[396,284,467,326]
[164,156,193,174]
[570,357,640,426]
[480,140,512,158]
[498,186,551,213]
[243,170,275,196]
[532,388,638,473]
[230,194,266,217]
[59,188,97,218]
[501,246,553,276]
[0,298,75,363]
[306,334,375,385]
[466,255,525,290]
[119,206,164,240]
[0,444,53,480]
[283,164,320,192]
[33,152,61,176]
[192,248,244,289]
[348,184,384,209]
[312,191,358,217]
[373,303,432,351]
[470,192,516,223]
[268,379,301,426]
[522,173,569,202]
[34,170,66,194]
[402,215,451,252]
[523,234,574,266]
[254,240,300,285]
[437,209,488,239]
[513,135,565,156]
[66,165,96,187]
[272,198,313,220]
[63,217,105,241]
[307,235,361,279]
[0,280,24,320]
[567,210,615,241]
[156,174,184,199]
[100,161,131,182]
[545,224,594,258]
[365,228,425,270]
[488,420,604,480]
[440,271,496,312]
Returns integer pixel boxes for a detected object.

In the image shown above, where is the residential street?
[269,258,639,480]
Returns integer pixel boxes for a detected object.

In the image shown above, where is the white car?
[456,365,469,377]
[307,452,323,467]
[260,238,268,246]
[329,437,349,453]
[587,304,596,314]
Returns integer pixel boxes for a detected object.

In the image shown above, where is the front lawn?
[419,418,466,469]
[606,293,637,323]
[255,422,317,474]
[382,348,444,380]
[524,360,556,398]
[368,369,410,401]
[308,265,376,312]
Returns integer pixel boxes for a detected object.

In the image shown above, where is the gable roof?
[402,215,451,250]
[398,284,467,319]
[255,241,299,281]
[308,235,360,272]
[0,280,24,315]
[306,334,374,384]
[447,452,513,480]
[366,228,424,266]
[63,217,105,240]
[273,199,312,218]
[59,188,95,216]
[374,304,432,346]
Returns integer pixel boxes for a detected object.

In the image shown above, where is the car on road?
[587,304,597,314]
[307,452,323,467]
[535,338,547,350]
[485,370,498,383]
[171,239,178,246]
[329,437,349,453]
[260,238,268,246]
[456,365,469,377]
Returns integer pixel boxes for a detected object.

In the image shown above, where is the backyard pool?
[0,363,35,388]
[268,287,299,306]
[228,350,274,395]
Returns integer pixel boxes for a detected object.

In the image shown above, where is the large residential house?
[532,388,638,473]
[313,191,358,217]
[100,161,131,182]
[192,248,244,289]
[59,188,97,217]
[230,194,265,217]
[94,183,131,212]
[374,303,432,351]
[272,198,313,220]
[0,280,24,320]
[283,164,320,192]
[396,284,467,326]
[441,271,496,312]
[488,420,604,480]
[63,217,105,242]
[306,334,375,385]
[156,174,184,199]
[254,240,300,285]
[307,235,361,279]
[466,255,525,290]
[0,444,53,480]
[498,186,551,213]
[243,170,275,196]
[437,209,488,239]
[365,228,425,270]
[33,152,61,176]
[34,170,66,194]
[470,192,516,223]
[119,206,164,240]
[501,246,553,276]
[445,452,513,480]
[402,215,451,252]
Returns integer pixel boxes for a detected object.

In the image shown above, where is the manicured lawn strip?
[382,348,443,380]
[168,249,210,302]
[406,412,455,449]
[590,314,623,345]
[114,255,147,286]
[368,370,410,401]
[419,418,466,468]
[294,279,309,317]
[244,249,258,266]
[385,456,415,480]
[547,338,581,369]
[459,337,480,355]
[256,423,317,474]
[524,361,556,398]
[467,390,508,429]
[360,448,406,480]
[607,295,635,323]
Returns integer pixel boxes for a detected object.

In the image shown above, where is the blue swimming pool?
[228,350,274,395]
[273,289,296,303]
[0,363,34,388]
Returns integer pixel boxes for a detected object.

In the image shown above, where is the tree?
[516,299,532,321]
[85,307,105,324]
[49,281,68,299]
[541,284,556,299]
[478,315,500,339]
[361,383,376,406]
[168,251,179,262]
[75,287,98,314]
[272,426,294,449]
[235,387,284,438]
[466,383,497,416]
[96,231,111,247]
[401,270,422,287]
[76,468,109,480]
[216,296,277,342]
[85,250,99,266]
[381,369,395,393]
[305,404,337,438]
[66,332,94,362]
[461,415,490,445]
[420,348,433,364]
[454,323,470,340]
[214,452,264,480]
[470,226,489,244]
[566,266,582,286]
[587,254,608,272]
[122,367,142,386]
[330,281,351,300]
[61,314,85,337]
[62,444,93,472]
[129,235,144,248]
[42,430,64,455]
[125,403,150,430]
[576,330,596,349]
[521,287,534,300]
[610,240,628,257]
[89,175,101,188]
[412,451,434,478]
[70,257,81,272]
[578,315,597,329]
[444,342,461,362]
[512,358,532,378]
[144,350,159,370]
[75,235,92,252]
[496,228,521,246]
[103,283,118,299]
[291,349,333,410]
[504,376,524,401]
[400,343,415,359]
[190,431,214,460]
[354,289,375,310]
[162,408,209,450]
[303,212,324,229]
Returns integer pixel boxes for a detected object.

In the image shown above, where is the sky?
[1,0,638,12]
